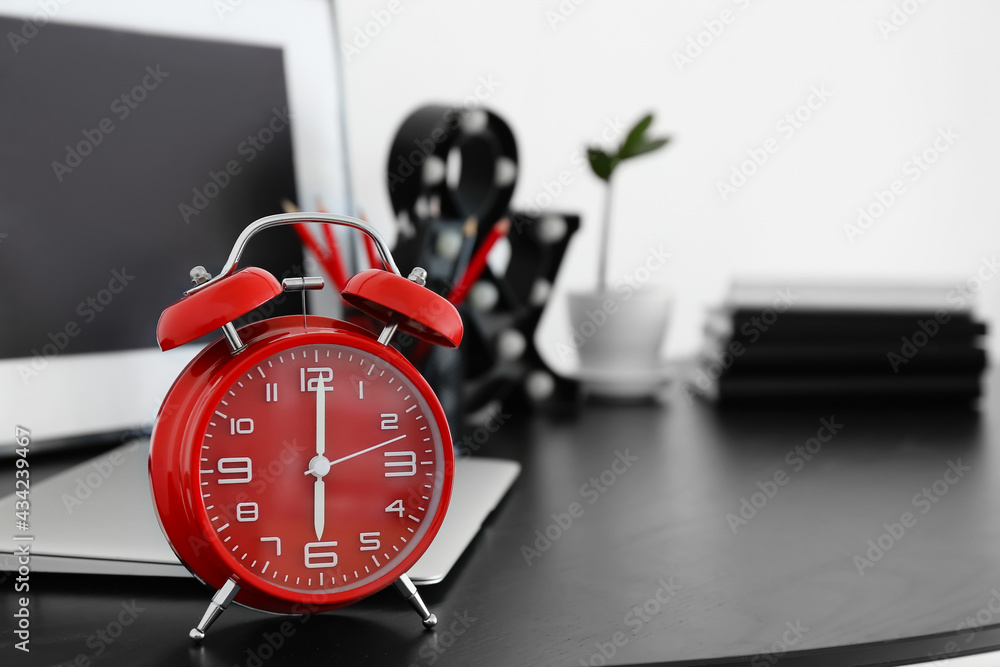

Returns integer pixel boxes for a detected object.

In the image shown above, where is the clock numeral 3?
[359,532,381,551]
[217,457,252,484]
[384,451,416,477]
[305,541,338,568]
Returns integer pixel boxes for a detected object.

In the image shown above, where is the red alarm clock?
[149,213,462,641]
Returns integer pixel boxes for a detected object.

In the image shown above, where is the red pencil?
[283,199,348,291]
[319,221,349,289]
[447,218,510,306]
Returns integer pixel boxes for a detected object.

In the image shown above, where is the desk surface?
[4,367,1000,666]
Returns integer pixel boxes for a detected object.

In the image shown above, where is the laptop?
[0,0,518,586]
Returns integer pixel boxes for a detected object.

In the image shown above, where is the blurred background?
[334,0,1000,370]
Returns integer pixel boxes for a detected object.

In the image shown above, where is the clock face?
[196,342,447,596]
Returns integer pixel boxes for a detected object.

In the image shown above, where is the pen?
[450,217,478,285]
[359,211,383,269]
[448,218,510,306]
[282,199,348,291]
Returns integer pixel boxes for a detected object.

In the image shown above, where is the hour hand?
[314,477,324,540]
[305,377,331,478]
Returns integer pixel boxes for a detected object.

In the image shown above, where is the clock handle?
[393,574,438,630]
[186,212,401,297]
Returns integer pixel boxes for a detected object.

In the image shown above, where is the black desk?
[4,366,1000,666]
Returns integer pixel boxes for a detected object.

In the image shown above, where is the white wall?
[334,0,1000,371]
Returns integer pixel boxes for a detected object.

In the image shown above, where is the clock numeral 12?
[301,367,333,392]
[305,541,338,568]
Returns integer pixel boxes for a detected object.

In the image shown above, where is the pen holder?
[395,327,464,447]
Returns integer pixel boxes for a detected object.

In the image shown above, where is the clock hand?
[305,377,333,479]
[315,377,326,458]
[314,477,324,541]
[327,434,407,468]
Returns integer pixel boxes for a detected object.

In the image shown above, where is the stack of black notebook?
[694,283,988,406]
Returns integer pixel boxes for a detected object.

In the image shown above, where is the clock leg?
[189,578,241,642]
[393,574,437,629]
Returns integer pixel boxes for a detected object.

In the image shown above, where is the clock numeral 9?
[380,413,399,430]
[305,541,338,569]
[359,532,381,551]
[385,499,405,516]
[217,457,252,484]
[236,502,258,522]
[230,418,254,435]
[384,451,416,477]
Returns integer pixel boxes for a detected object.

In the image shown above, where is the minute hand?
[328,434,407,467]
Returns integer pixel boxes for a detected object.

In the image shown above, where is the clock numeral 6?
[380,413,399,430]
[236,502,258,522]
[305,541,338,569]
[385,499,405,516]
[301,367,333,392]
[359,532,381,551]
[384,451,416,477]
[217,457,252,484]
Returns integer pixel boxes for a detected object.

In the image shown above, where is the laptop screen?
[0,18,302,359]
[0,15,312,447]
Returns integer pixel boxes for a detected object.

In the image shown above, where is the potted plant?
[567,113,673,387]
[587,113,671,292]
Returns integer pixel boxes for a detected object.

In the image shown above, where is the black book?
[710,282,984,344]
[707,309,987,345]
[694,373,982,404]
[701,342,988,376]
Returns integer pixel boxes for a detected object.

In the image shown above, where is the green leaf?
[621,136,671,160]
[618,114,654,159]
[587,148,616,181]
